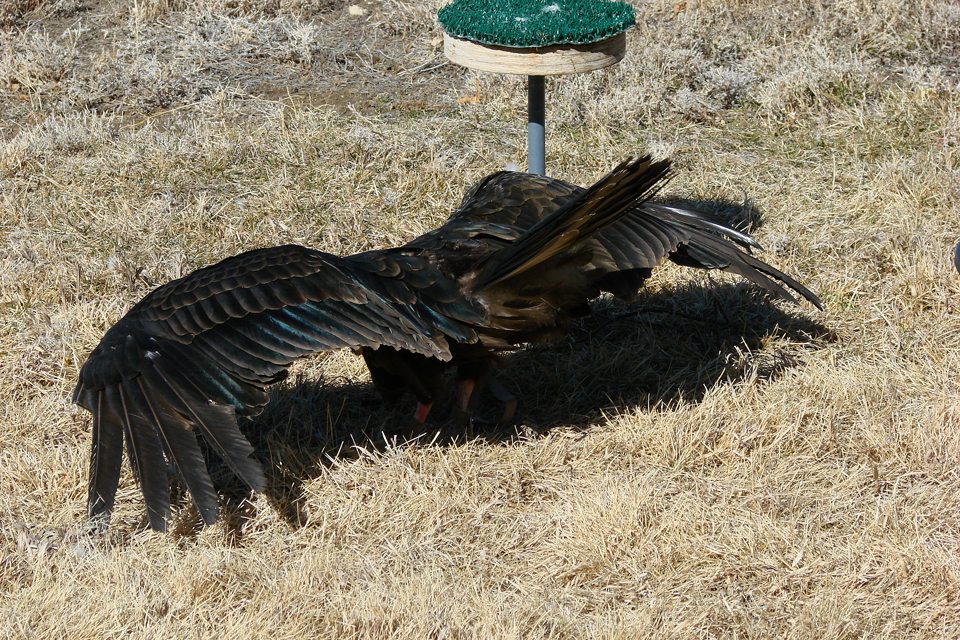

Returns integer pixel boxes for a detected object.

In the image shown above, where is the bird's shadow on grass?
[204,277,833,537]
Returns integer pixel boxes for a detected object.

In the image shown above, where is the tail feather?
[473,156,671,290]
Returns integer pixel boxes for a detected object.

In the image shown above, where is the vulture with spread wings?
[73,156,821,531]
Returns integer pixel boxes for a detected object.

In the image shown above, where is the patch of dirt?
[1,0,459,138]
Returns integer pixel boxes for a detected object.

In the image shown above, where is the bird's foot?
[487,377,518,426]
[452,406,473,431]
[447,376,519,435]
[452,378,477,436]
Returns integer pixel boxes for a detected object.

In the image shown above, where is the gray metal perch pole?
[440,24,629,177]
[527,75,546,175]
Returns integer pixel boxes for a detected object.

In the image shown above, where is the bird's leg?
[486,377,518,425]
[414,401,433,424]
[452,378,476,430]
[456,378,476,412]
[452,375,517,428]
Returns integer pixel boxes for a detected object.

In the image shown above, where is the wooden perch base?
[442,32,626,76]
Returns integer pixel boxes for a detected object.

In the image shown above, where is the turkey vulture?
[73,156,821,531]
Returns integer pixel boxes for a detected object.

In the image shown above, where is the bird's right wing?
[446,167,820,308]
[589,202,823,309]
[73,244,481,531]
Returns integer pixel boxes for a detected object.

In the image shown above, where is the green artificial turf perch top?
[438,0,636,48]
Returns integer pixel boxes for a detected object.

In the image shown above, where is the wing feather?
[74,245,474,530]
[104,384,170,531]
[85,388,124,526]
[140,362,267,495]
[124,378,220,526]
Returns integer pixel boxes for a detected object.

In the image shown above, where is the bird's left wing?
[73,244,475,531]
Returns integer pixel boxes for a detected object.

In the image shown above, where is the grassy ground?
[2,0,959,637]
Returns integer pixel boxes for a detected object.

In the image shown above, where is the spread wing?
[73,244,481,531]
[606,201,822,308]
[425,171,821,308]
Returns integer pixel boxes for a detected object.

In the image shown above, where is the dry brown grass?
[2,0,959,637]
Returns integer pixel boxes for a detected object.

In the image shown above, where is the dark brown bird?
[73,156,820,531]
